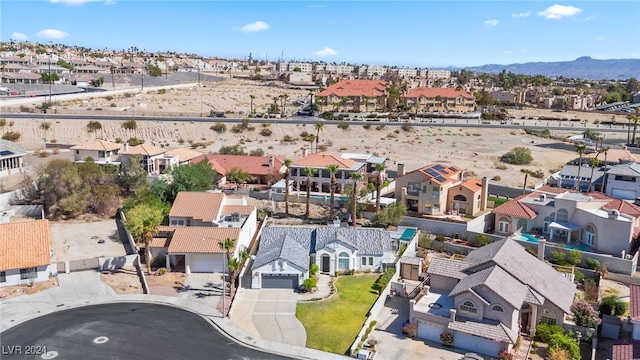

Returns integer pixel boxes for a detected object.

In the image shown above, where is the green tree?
[574,143,587,191]
[121,119,137,136]
[599,295,628,316]
[304,167,317,218]
[521,169,534,195]
[374,163,386,212]
[374,202,407,226]
[37,159,89,219]
[350,172,363,226]
[119,154,148,196]
[314,122,324,153]
[153,159,216,203]
[326,164,339,220]
[628,112,640,146]
[226,167,255,187]
[586,157,600,192]
[219,144,246,155]
[600,146,610,193]
[548,333,580,360]
[146,64,162,77]
[124,203,163,274]
[283,159,292,217]
[500,147,533,165]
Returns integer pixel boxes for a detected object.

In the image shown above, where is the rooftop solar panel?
[433,164,444,171]
[0,150,13,156]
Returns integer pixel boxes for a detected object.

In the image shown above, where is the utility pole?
[48,41,52,103]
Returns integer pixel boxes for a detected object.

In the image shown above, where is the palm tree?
[304,167,317,218]
[306,134,316,154]
[282,94,289,117]
[341,96,350,113]
[227,249,249,297]
[575,143,587,191]
[350,172,363,226]
[314,122,324,153]
[283,159,292,217]
[521,169,534,195]
[362,95,369,112]
[374,163,386,212]
[218,237,235,298]
[600,146,610,193]
[124,204,163,274]
[586,158,600,193]
[326,164,339,220]
[628,112,640,146]
[249,94,255,117]
[271,96,279,116]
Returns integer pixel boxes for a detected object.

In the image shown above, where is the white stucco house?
[0,220,53,287]
[251,226,393,289]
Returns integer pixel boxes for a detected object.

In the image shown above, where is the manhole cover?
[41,351,59,359]
[93,336,109,344]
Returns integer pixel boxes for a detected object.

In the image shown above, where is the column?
[567,230,571,244]
[165,254,171,272]
[529,305,538,337]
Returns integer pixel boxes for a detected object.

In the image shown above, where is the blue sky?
[2,1,639,68]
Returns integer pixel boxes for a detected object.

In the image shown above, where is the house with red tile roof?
[150,191,257,274]
[394,163,489,216]
[611,340,640,360]
[315,80,388,112]
[0,220,52,287]
[192,154,285,186]
[492,189,640,257]
[289,152,367,194]
[630,284,640,341]
[402,87,476,113]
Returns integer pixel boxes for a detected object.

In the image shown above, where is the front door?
[322,255,330,273]
[520,311,530,333]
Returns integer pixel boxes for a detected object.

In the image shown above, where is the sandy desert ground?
[2,77,634,189]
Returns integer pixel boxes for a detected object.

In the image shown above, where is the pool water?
[517,233,592,252]
[310,194,349,202]
[400,228,417,241]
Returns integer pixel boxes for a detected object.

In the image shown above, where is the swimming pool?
[400,228,417,241]
[516,233,592,252]
[310,194,349,202]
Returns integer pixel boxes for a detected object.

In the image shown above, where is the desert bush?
[599,295,628,316]
[249,148,265,157]
[127,137,145,146]
[363,123,372,130]
[492,175,502,181]
[259,128,272,136]
[156,267,167,275]
[585,257,600,269]
[402,323,417,337]
[50,139,57,144]
[401,123,413,132]
[157,88,166,94]
[1,131,21,142]
[299,131,309,138]
[337,122,350,130]
[500,147,533,165]
[494,162,509,170]
[210,123,226,133]
[219,144,246,155]
[281,135,296,143]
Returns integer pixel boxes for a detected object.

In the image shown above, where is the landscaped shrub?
[500,146,533,165]
[574,269,585,283]
[440,332,453,347]
[310,263,319,276]
[371,267,395,295]
[585,257,600,269]
[599,295,628,316]
[303,277,317,290]
[402,323,417,337]
[259,128,272,136]
[534,323,565,343]
[547,347,572,360]
[570,300,601,328]
[567,249,582,266]
[548,333,580,360]
[418,233,433,249]
[337,121,350,130]
[435,235,446,242]
[474,234,493,246]
[549,250,567,265]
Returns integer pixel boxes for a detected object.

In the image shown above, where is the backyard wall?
[98,254,139,270]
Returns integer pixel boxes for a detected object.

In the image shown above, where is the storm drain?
[93,336,109,344]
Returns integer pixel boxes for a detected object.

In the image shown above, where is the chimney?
[398,163,405,177]
[268,155,274,168]
[537,237,546,261]
[480,177,489,211]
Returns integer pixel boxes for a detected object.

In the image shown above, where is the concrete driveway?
[252,289,306,347]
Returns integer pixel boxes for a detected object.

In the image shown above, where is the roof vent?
[608,209,620,218]
[539,194,547,201]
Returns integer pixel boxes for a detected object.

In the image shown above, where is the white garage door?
[191,254,224,273]
[454,332,500,357]
[417,321,444,343]
[611,188,636,200]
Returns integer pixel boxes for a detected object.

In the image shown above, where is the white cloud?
[48,0,112,5]
[537,4,582,19]
[234,21,269,33]
[36,29,69,39]
[512,12,531,18]
[10,32,28,41]
[484,19,499,27]
[582,15,597,21]
[314,47,337,57]
[631,53,640,59]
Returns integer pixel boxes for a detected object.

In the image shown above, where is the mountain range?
[461,57,640,80]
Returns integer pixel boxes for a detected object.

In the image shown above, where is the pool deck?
[516,232,598,254]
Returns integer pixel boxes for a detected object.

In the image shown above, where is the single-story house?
[251,226,393,289]
[0,220,53,287]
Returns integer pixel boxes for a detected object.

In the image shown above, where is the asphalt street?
[0,302,294,360]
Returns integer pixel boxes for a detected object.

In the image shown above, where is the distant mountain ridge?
[462,57,640,80]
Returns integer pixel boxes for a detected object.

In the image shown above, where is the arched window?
[539,308,557,325]
[557,208,569,222]
[454,194,467,202]
[584,225,596,246]
[460,300,477,315]
[338,252,350,270]
[492,305,504,312]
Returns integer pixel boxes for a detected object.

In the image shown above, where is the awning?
[549,221,583,231]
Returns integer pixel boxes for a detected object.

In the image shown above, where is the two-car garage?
[454,332,500,357]
[261,274,299,289]
[417,321,445,343]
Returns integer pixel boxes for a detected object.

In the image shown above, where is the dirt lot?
[0,276,59,300]
[49,219,127,262]
[100,266,187,296]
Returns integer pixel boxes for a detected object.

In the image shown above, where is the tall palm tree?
[271,96,279,117]
[282,94,289,117]
[520,169,534,195]
[279,94,285,116]
[304,167,317,218]
[362,95,369,112]
[226,249,249,298]
[249,94,255,117]
[374,163,386,212]
[629,112,640,146]
[326,164,339,220]
[124,204,163,274]
[350,172,363,227]
[217,237,236,300]
[600,146,611,193]
[283,159,292,217]
[306,134,316,154]
[586,158,600,193]
[341,96,350,113]
[575,143,587,191]
[314,122,324,153]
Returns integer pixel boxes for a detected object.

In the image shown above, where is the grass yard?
[488,195,509,207]
[296,274,379,355]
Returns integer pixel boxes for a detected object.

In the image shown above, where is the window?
[432,186,441,198]
[98,151,106,158]
[361,257,367,266]
[539,309,557,325]
[453,194,467,202]
[584,225,595,246]
[20,267,36,280]
[557,209,569,222]
[499,218,510,233]
[460,300,477,315]
[75,150,79,155]
[170,219,185,226]
[407,182,420,196]
[492,305,504,312]
[338,252,350,270]
[0,271,5,283]
[369,257,374,266]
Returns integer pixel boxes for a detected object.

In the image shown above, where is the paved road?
[0,302,294,360]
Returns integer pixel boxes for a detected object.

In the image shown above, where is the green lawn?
[296,274,379,355]
[488,196,509,207]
